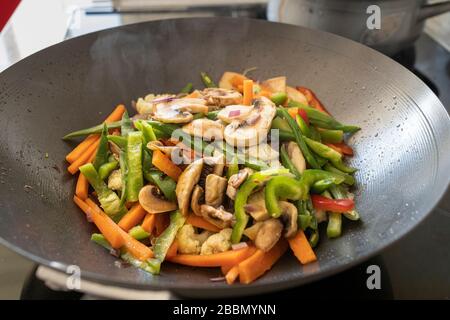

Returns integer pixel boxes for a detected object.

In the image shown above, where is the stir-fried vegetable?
[63,70,361,285]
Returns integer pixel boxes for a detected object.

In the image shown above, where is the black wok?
[0,18,449,298]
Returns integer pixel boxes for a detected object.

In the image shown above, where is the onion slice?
[231,242,248,251]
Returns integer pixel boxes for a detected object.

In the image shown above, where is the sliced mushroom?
[205,174,227,207]
[278,201,298,238]
[147,141,181,161]
[244,190,270,221]
[200,205,233,229]
[201,88,243,108]
[254,218,283,252]
[243,222,264,241]
[246,143,279,162]
[224,97,276,147]
[217,104,254,123]
[218,71,245,90]
[181,118,224,141]
[286,86,308,105]
[136,94,174,114]
[153,98,208,123]
[261,76,286,93]
[198,156,225,188]
[226,168,253,200]
[139,185,177,214]
[176,159,203,216]
[287,141,306,173]
[190,185,204,216]
[153,105,193,123]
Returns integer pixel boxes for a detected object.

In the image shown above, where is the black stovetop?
[21,31,450,300]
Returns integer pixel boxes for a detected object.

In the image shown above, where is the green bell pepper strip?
[284,103,361,133]
[311,178,336,193]
[226,155,239,179]
[79,163,127,221]
[265,169,345,218]
[200,72,217,88]
[309,126,322,142]
[126,131,144,202]
[144,170,177,202]
[270,92,288,105]
[98,160,119,180]
[296,114,311,138]
[279,130,295,142]
[308,230,320,248]
[180,82,193,94]
[318,128,344,143]
[119,150,128,206]
[145,121,179,136]
[280,145,301,179]
[147,210,186,274]
[231,168,289,244]
[121,111,133,137]
[128,226,150,240]
[93,124,110,170]
[329,184,360,221]
[206,110,220,120]
[107,135,127,149]
[323,163,355,186]
[271,116,292,132]
[91,234,158,274]
[134,120,157,144]
[304,137,357,173]
[278,108,321,169]
[323,190,342,238]
[306,197,318,230]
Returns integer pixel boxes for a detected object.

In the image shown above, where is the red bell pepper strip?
[296,87,330,115]
[325,142,354,156]
[311,194,354,212]
[298,108,310,126]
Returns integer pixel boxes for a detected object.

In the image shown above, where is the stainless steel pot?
[267,0,450,56]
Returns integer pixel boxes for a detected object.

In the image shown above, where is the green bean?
[323,190,342,238]
[128,226,150,240]
[126,131,144,202]
[98,160,119,180]
[318,128,344,143]
[270,92,288,105]
[329,184,359,221]
[180,82,193,94]
[296,114,311,138]
[93,124,110,170]
[200,72,217,88]
[62,121,121,140]
[280,144,301,178]
[323,163,355,186]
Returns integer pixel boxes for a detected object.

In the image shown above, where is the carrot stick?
[166,240,178,259]
[230,74,247,89]
[225,265,240,285]
[85,198,153,261]
[154,213,170,237]
[65,104,126,163]
[151,150,182,181]
[118,204,147,232]
[186,215,220,232]
[242,79,254,106]
[66,135,98,163]
[73,196,124,249]
[67,138,100,174]
[168,247,256,267]
[238,240,288,284]
[288,230,317,264]
[142,213,156,233]
[75,152,96,200]
[221,265,233,275]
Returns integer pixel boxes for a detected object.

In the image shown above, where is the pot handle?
[418,1,450,21]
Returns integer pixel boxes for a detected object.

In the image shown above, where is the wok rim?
[0,17,448,297]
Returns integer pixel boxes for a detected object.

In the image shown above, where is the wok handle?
[418,1,450,21]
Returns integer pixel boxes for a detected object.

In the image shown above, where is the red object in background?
[0,0,21,32]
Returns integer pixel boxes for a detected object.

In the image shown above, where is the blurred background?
[0,0,449,299]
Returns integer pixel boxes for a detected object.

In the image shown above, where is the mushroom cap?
[287,141,306,174]
[204,174,227,207]
[181,118,224,141]
[176,159,204,216]
[217,104,254,123]
[278,201,298,238]
[254,218,283,252]
[138,185,177,214]
[190,185,204,216]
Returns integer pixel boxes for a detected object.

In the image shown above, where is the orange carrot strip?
[186,215,221,233]
[118,204,147,232]
[73,196,124,249]
[242,79,254,106]
[67,138,100,175]
[238,240,288,284]
[288,230,317,264]
[225,265,240,285]
[66,135,98,163]
[184,90,202,99]
[221,264,233,275]
[85,198,153,261]
[65,104,126,163]
[154,213,170,237]
[75,152,96,200]
[230,74,248,89]
[288,108,298,119]
[151,150,182,181]
[166,240,178,259]
[142,213,156,233]
[168,247,255,267]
